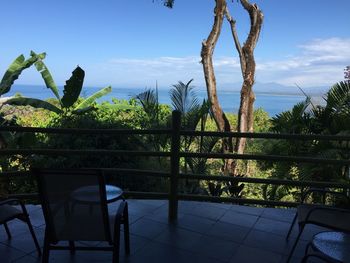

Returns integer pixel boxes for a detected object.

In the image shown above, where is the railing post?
[169,110,181,221]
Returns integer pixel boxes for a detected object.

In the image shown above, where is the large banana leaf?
[74,86,112,111]
[32,51,60,101]
[4,97,63,114]
[61,66,85,108]
[0,52,45,96]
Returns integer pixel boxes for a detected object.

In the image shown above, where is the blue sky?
[1,0,349,90]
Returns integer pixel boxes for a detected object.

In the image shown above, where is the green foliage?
[0,51,46,96]
[261,81,350,202]
[32,51,60,100]
[5,97,63,114]
[61,66,84,108]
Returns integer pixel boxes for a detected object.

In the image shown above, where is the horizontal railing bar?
[7,191,169,200]
[181,152,350,165]
[102,168,171,178]
[9,192,297,207]
[178,194,298,207]
[0,126,171,135]
[2,170,347,189]
[1,126,349,141]
[0,149,171,157]
[123,191,169,199]
[1,150,347,165]
[181,130,350,141]
[178,174,350,188]
[0,169,170,178]
[7,193,39,199]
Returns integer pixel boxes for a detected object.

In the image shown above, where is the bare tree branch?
[224,6,245,75]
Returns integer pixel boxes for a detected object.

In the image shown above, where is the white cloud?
[84,37,350,89]
[256,38,350,86]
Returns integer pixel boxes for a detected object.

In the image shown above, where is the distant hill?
[220,82,329,96]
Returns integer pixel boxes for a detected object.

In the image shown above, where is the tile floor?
[1,200,328,263]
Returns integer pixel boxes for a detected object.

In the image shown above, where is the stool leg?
[4,223,11,239]
[123,202,130,255]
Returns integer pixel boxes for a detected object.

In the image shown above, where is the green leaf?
[31,52,60,101]
[72,106,95,115]
[61,66,85,108]
[0,52,45,96]
[4,97,63,114]
[74,86,111,110]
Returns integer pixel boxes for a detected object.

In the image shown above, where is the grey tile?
[130,218,168,239]
[231,204,265,216]
[262,208,296,223]
[0,221,30,241]
[119,233,149,255]
[244,229,309,258]
[205,202,232,210]
[191,234,240,262]
[155,227,203,251]
[207,221,250,243]
[254,217,293,236]
[127,200,163,215]
[178,201,203,214]
[230,245,283,263]
[12,254,41,263]
[175,214,216,234]
[0,243,27,263]
[186,203,227,221]
[130,240,197,263]
[220,210,259,228]
[27,208,45,227]
[1,226,44,254]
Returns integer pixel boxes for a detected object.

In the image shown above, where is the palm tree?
[262,81,350,202]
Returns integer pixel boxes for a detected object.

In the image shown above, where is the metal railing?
[0,110,349,221]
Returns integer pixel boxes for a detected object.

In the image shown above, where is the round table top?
[71,185,123,203]
[312,231,350,263]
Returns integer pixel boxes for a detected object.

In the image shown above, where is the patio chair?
[301,231,350,263]
[0,198,41,255]
[34,168,130,263]
[286,188,350,263]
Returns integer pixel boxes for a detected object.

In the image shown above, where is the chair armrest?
[304,205,350,223]
[0,198,28,215]
[111,201,127,242]
[301,187,349,204]
[113,201,126,227]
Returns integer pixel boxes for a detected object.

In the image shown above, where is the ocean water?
[6,85,315,117]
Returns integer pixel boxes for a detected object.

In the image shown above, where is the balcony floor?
[1,200,328,263]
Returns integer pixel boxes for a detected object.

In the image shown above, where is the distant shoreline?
[4,84,324,116]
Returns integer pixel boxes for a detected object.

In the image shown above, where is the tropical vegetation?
[0,52,348,205]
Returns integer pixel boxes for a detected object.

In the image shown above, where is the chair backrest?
[34,168,112,243]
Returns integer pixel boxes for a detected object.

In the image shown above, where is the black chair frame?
[0,198,41,255]
[35,168,130,263]
[286,188,350,263]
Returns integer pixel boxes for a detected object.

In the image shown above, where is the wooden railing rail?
[1,110,349,221]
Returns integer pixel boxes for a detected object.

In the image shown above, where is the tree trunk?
[200,0,263,178]
[200,0,234,175]
[225,0,263,174]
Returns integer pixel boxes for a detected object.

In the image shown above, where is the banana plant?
[0,51,49,97]
[3,57,111,114]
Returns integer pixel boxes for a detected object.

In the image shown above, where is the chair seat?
[0,204,23,223]
[297,204,350,232]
